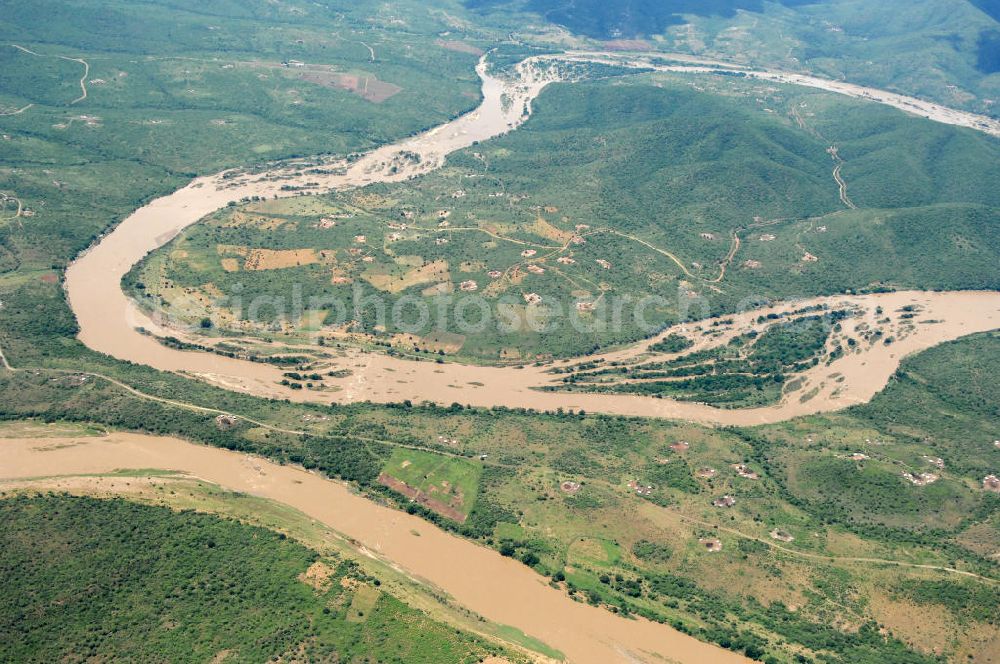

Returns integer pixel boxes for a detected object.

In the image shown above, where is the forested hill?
[468,0,1000,118]
[466,0,821,39]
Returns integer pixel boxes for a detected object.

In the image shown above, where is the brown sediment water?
[63,53,1000,425]
[0,432,751,664]
[557,51,1000,137]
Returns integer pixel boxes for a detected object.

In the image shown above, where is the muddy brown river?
[0,432,751,664]
[63,53,1000,425]
[26,51,1000,663]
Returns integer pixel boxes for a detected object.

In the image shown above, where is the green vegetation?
[785,454,979,529]
[649,333,694,354]
[0,2,997,662]
[645,456,701,494]
[3,335,998,661]
[631,539,673,563]
[746,331,1000,534]
[897,579,1000,623]
[0,494,504,663]
[380,447,483,521]
[855,332,1000,478]
[473,0,1000,118]
[679,0,1000,118]
[0,0,488,173]
[551,311,848,407]
[740,331,1000,541]
[141,73,1000,363]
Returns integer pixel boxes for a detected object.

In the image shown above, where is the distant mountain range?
[470,0,1000,109]
[466,0,823,39]
[969,0,1000,20]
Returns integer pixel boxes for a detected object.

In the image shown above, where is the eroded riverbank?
[0,431,751,664]
[63,52,1000,424]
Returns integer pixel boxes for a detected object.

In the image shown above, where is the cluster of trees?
[0,494,498,663]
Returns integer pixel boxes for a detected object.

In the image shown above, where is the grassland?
[0,493,511,663]
[380,448,483,521]
[473,0,1000,118]
[2,332,997,662]
[138,70,1000,363]
[0,2,996,662]
[0,0,494,290]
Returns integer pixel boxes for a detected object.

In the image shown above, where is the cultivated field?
[137,73,1000,364]
[2,2,998,663]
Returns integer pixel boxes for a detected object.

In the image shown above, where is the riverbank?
[63,51,1000,424]
[0,431,751,664]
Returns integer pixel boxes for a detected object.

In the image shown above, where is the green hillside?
[142,72,1000,362]
[472,0,1000,117]
[0,494,503,663]
[4,333,998,662]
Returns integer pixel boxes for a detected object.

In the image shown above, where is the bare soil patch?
[364,259,450,294]
[378,473,468,523]
[459,260,486,272]
[530,216,573,242]
[298,71,401,104]
[222,211,291,231]
[435,40,485,56]
[244,248,318,271]
[346,584,381,622]
[298,560,336,591]
[421,281,454,297]
[421,331,466,354]
[391,331,466,354]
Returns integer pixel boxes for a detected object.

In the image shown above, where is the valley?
[66,52,1000,422]
[2,3,999,662]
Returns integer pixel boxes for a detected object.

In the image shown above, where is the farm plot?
[378,449,482,523]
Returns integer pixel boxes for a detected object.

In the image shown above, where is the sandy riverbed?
[63,53,1000,425]
[0,432,751,664]
[558,51,1000,137]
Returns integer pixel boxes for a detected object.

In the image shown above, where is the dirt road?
[62,52,1000,424]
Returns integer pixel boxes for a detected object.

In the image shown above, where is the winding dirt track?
[9,44,89,105]
[0,193,24,226]
[0,432,751,664]
[674,514,997,585]
[827,146,856,209]
[10,50,1000,663]
[0,103,33,116]
[62,52,1000,425]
